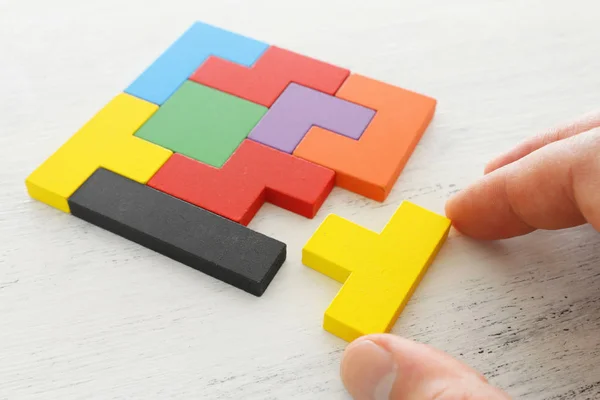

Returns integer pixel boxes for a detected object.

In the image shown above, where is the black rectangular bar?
[68,168,286,296]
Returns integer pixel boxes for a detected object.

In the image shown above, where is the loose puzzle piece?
[148,140,335,226]
[190,46,349,107]
[125,21,269,105]
[247,83,375,153]
[302,201,451,342]
[25,93,172,213]
[70,168,286,296]
[134,80,267,167]
[294,74,437,201]
[26,20,439,299]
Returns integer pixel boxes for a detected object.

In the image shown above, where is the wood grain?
[1,0,599,398]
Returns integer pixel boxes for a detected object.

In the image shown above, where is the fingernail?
[341,339,397,400]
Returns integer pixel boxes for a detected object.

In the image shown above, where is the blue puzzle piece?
[125,22,269,105]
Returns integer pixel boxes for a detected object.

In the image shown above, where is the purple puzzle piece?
[247,83,375,153]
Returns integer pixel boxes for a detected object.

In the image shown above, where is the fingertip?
[484,157,503,175]
[444,172,536,240]
[444,188,462,222]
[445,185,486,239]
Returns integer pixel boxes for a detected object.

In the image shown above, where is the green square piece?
[135,80,268,167]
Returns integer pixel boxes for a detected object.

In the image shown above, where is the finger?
[340,334,511,400]
[446,127,600,240]
[485,110,600,174]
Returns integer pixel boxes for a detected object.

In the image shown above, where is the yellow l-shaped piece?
[303,201,451,342]
[26,93,172,213]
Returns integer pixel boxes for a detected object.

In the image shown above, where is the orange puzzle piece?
[293,74,437,202]
[190,46,349,107]
[148,140,335,226]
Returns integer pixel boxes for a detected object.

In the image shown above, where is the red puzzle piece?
[190,46,350,107]
[148,140,335,226]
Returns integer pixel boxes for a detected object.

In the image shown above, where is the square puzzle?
[26,21,450,341]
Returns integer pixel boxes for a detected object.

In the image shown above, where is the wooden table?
[1,1,599,398]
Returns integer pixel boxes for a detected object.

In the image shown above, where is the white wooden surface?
[1,1,599,398]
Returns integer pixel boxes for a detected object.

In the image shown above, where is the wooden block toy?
[134,80,267,168]
[190,46,349,107]
[26,20,437,298]
[148,140,335,226]
[125,21,269,105]
[247,83,375,153]
[70,168,286,296]
[302,201,451,342]
[294,74,437,201]
[25,93,172,213]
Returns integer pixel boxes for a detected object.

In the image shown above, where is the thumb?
[340,334,511,400]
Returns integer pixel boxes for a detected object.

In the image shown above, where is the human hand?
[339,111,600,399]
[445,110,600,239]
[340,334,510,399]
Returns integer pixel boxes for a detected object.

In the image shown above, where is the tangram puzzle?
[25,21,451,342]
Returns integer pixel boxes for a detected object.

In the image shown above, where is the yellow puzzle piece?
[303,201,451,342]
[25,93,173,213]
